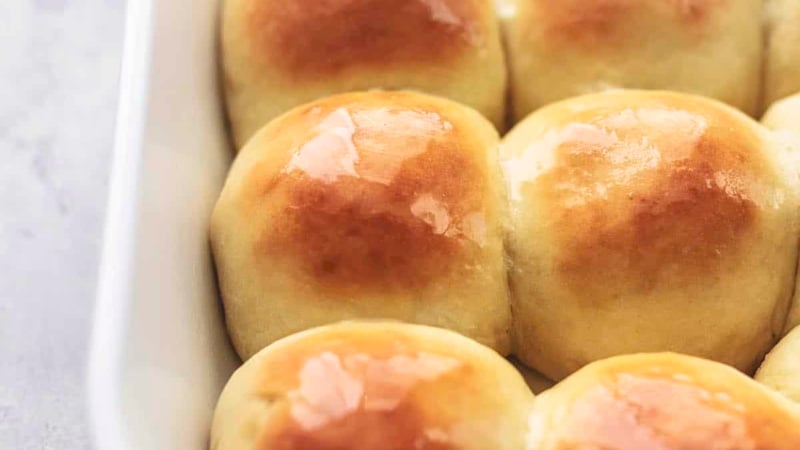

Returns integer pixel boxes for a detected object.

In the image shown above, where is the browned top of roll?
[505,91,773,297]
[238,92,495,296]
[545,99,762,295]
[246,0,484,79]
[245,324,505,450]
[536,354,800,450]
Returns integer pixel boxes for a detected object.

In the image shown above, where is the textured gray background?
[0,0,126,448]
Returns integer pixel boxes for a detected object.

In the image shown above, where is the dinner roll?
[527,353,800,449]
[762,92,800,333]
[756,325,800,403]
[762,91,800,134]
[222,0,506,148]
[502,90,800,381]
[504,0,762,121]
[210,322,535,450]
[211,91,511,360]
[763,0,800,108]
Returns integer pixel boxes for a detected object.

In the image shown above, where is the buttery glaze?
[528,0,723,49]
[259,350,462,449]
[209,322,535,450]
[506,104,767,296]
[255,104,489,295]
[249,326,476,450]
[530,359,800,450]
[248,0,482,78]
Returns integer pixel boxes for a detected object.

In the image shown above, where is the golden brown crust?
[559,375,797,449]
[532,354,800,450]
[210,322,535,450]
[254,330,465,449]
[528,0,723,49]
[525,101,766,296]
[244,100,490,296]
[248,0,483,79]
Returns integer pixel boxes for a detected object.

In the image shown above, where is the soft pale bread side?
[756,325,800,404]
[761,92,800,334]
[762,92,800,134]
[763,0,800,108]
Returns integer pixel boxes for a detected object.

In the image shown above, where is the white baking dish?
[88,0,239,448]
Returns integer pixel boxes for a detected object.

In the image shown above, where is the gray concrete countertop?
[0,0,125,448]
